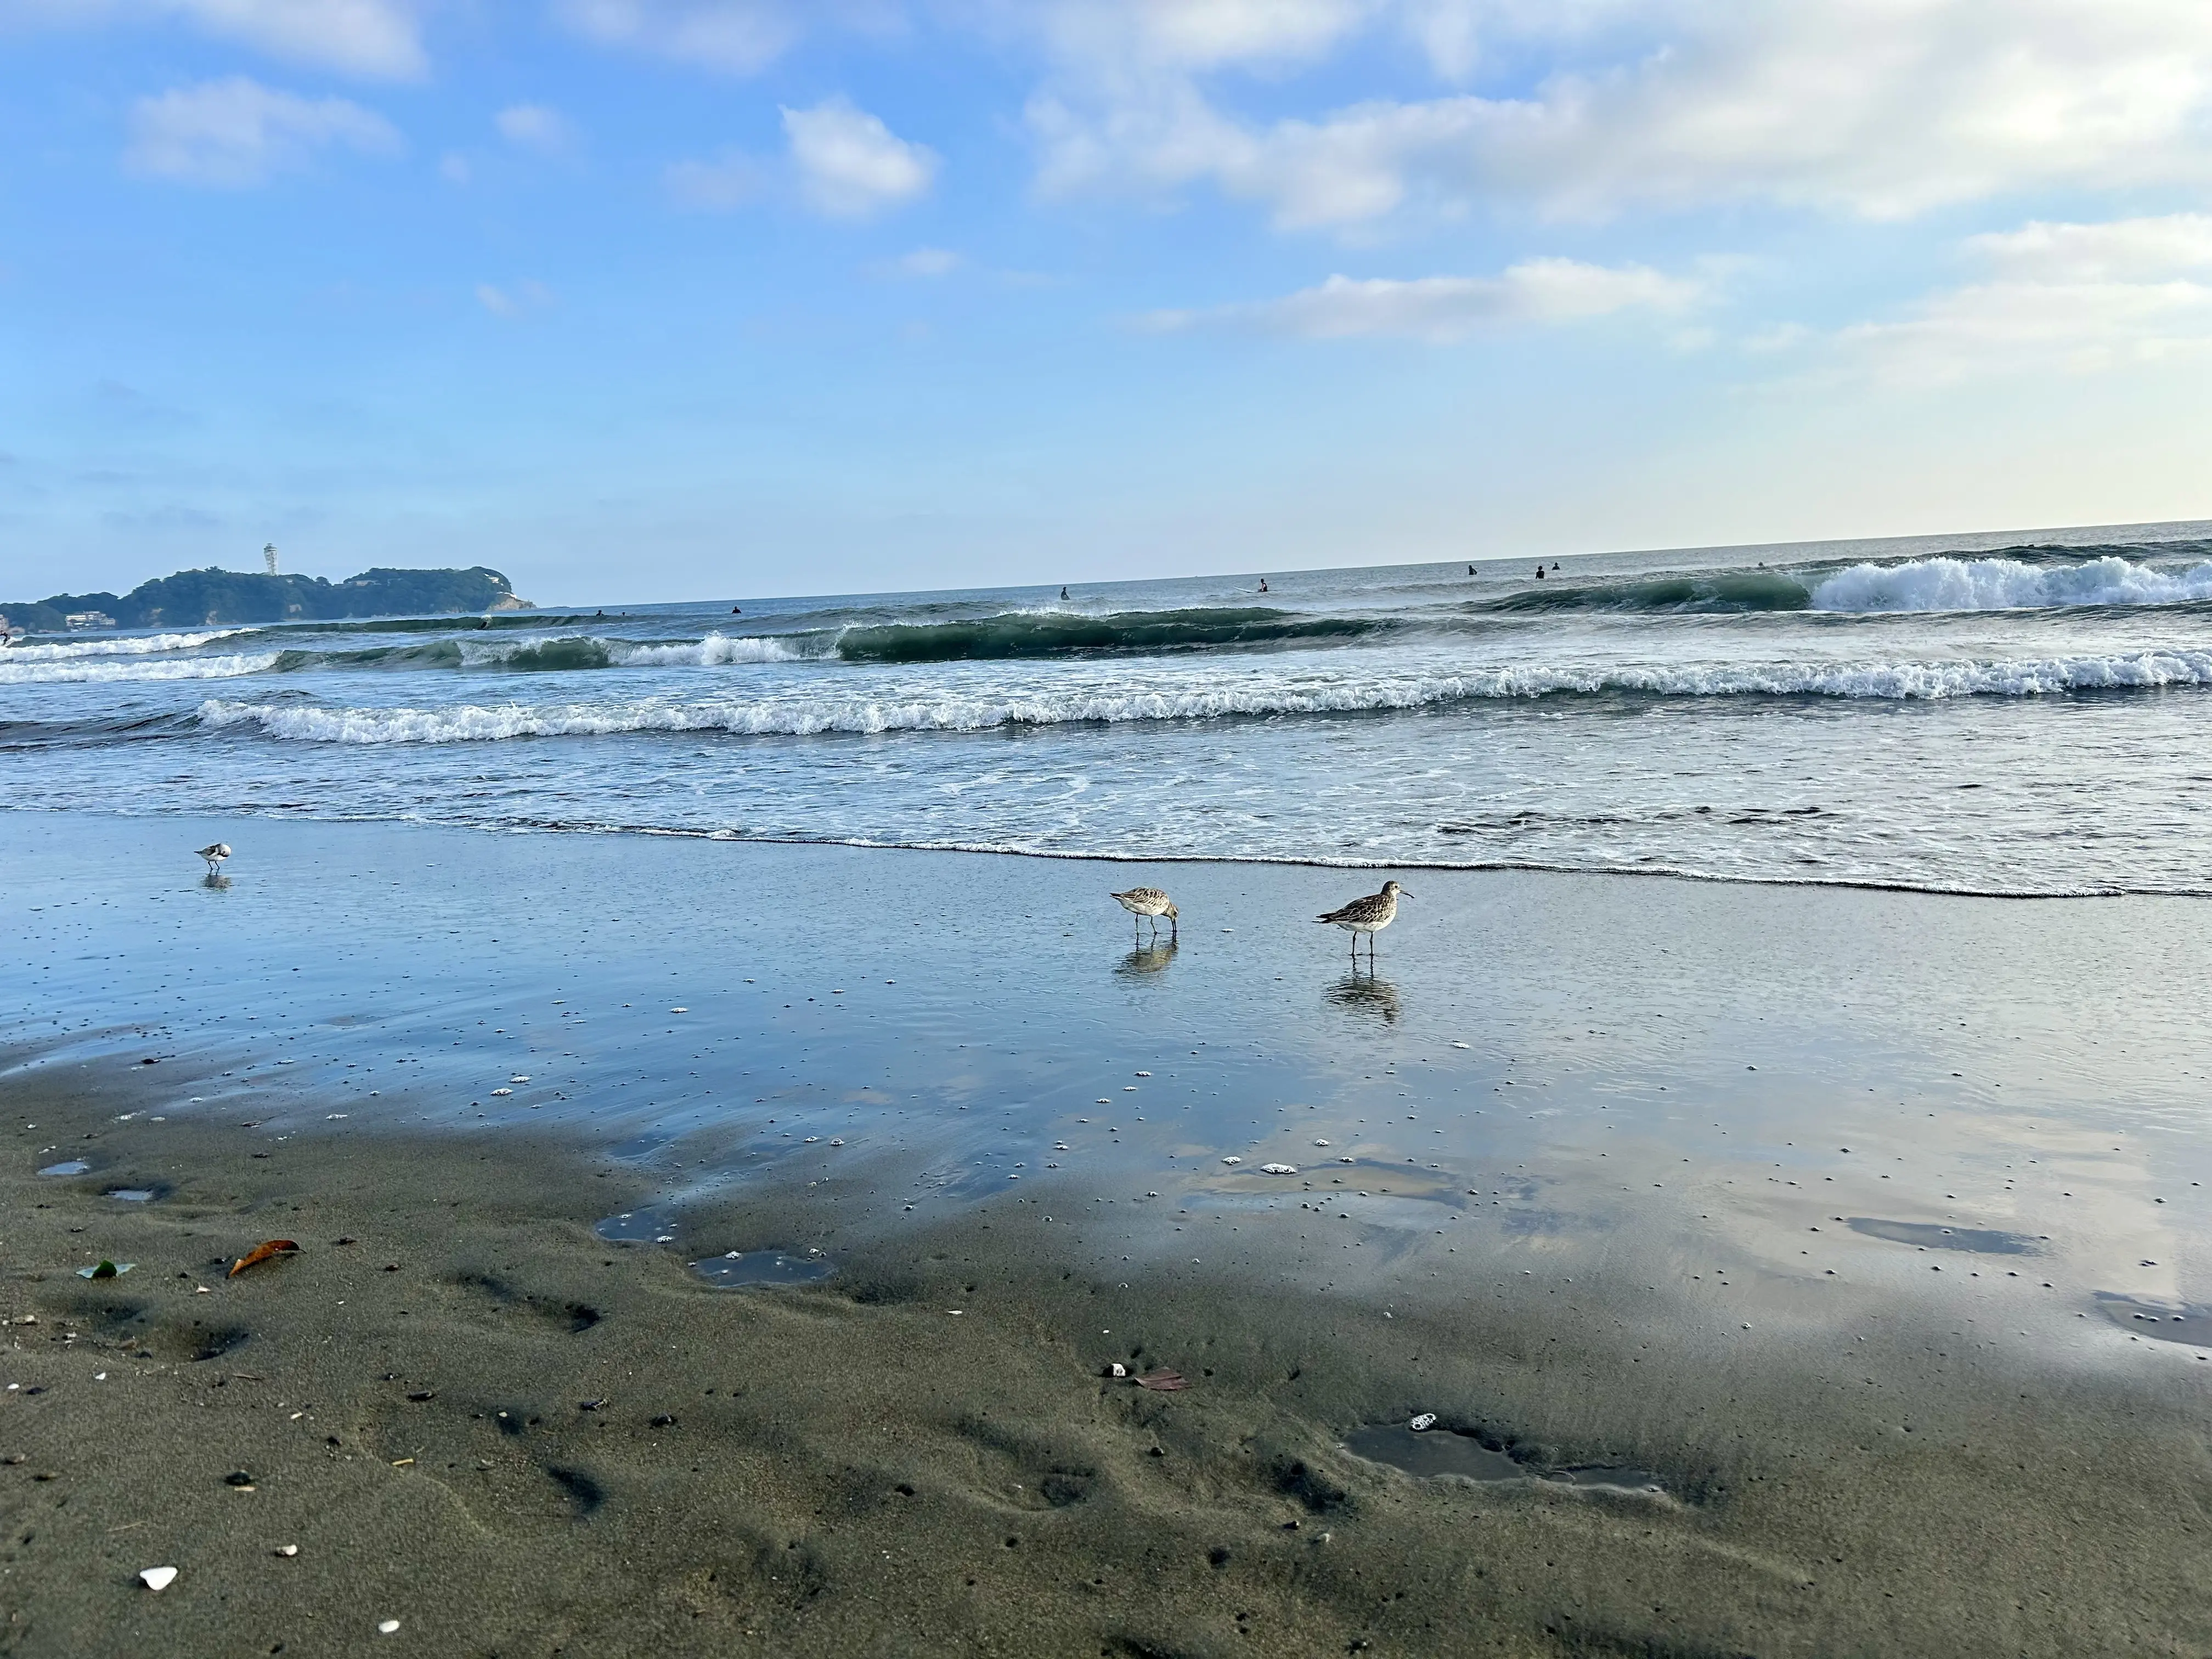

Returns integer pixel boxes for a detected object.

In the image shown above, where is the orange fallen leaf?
[1134,1370,1187,1391]
[228,1240,301,1278]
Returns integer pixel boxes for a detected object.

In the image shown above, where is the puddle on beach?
[38,1161,90,1177]
[1344,1423,1666,1495]
[1847,1218,2041,1254]
[687,1250,834,1288]
[2095,1293,2212,1347]
[104,1188,156,1203]
[594,1210,680,1244]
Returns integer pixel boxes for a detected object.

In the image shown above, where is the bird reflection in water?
[1326,970,1401,1025]
[1116,941,1179,977]
[200,872,232,891]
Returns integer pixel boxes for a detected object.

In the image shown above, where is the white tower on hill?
[263,544,279,576]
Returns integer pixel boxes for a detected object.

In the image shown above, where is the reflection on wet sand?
[1326,970,1401,1024]
[1115,941,1177,976]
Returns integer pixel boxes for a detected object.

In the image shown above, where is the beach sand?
[4,1060,2209,1657]
[3,814,2209,1655]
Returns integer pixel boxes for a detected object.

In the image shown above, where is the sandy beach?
[2,814,2208,1655]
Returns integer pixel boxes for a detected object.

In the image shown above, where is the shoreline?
[18,803,2212,901]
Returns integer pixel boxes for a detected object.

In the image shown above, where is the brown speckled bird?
[1316,879,1407,961]
[1110,887,1178,942]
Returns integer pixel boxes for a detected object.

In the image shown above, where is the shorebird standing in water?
[1110,887,1177,943]
[1317,880,1407,962]
[195,842,231,876]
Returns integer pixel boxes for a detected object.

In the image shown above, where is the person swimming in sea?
[1534,565,1545,579]
[1060,586,1069,601]
[1258,578,1269,593]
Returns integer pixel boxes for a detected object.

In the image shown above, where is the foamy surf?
[1809,555,2212,613]
[1,629,247,662]
[0,651,284,685]
[191,646,2212,744]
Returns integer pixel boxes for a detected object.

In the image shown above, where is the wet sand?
[4,1059,2209,1658]
[3,814,2210,1655]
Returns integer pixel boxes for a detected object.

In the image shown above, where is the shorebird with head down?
[1317,880,1407,961]
[196,842,231,876]
[1110,887,1177,942]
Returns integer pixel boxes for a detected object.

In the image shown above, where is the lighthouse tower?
[263,543,279,576]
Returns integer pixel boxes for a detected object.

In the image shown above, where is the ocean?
[8,518,2212,895]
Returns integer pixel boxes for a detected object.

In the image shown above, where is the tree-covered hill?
[1,566,530,632]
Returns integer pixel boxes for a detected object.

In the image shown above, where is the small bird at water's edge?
[195,842,230,876]
[1111,887,1178,941]
[1317,880,1407,960]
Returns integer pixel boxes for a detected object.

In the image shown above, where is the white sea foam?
[1810,555,2212,613]
[0,652,283,685]
[194,648,2212,743]
[1,629,246,662]
[610,632,829,667]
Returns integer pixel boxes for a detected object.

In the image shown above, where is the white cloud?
[1795,215,2212,386]
[891,246,961,277]
[552,0,795,74]
[475,282,517,315]
[496,103,575,154]
[664,148,763,210]
[1149,257,1701,340]
[1018,2,2212,229]
[2,0,430,77]
[125,76,402,188]
[1964,213,2212,283]
[781,98,936,219]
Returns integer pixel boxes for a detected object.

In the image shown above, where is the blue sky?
[4,1,2210,604]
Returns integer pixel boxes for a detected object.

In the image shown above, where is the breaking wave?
[1,629,247,662]
[195,648,2212,743]
[827,607,1389,661]
[1809,555,2212,613]
[0,651,283,685]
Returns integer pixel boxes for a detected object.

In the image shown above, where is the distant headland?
[1,565,534,633]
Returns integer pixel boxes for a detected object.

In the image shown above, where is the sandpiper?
[195,842,231,876]
[1317,879,1408,960]
[1110,887,1178,941]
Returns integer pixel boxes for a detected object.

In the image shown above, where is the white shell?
[1220,1156,1242,1165]
[139,1567,178,1592]
[378,1620,402,1635]
[490,1088,512,1097]
[1259,1163,1297,1175]
[1313,1139,1331,1147]
[1410,1413,1438,1432]
[1109,1363,1127,1378]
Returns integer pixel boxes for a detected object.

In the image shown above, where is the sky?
[3,0,2211,605]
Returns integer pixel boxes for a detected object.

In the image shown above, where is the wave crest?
[0,651,283,685]
[1810,555,2212,612]
[194,648,2212,743]
[1,629,247,662]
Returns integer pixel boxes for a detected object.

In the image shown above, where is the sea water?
[8,518,2212,896]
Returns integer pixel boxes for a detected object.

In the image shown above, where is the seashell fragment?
[1410,1413,1438,1432]
[139,1567,178,1592]
[490,1088,512,1097]
[1109,1363,1127,1378]
[1220,1156,1242,1165]
[1259,1163,1297,1175]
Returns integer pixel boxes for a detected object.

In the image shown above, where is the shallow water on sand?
[4,811,2208,1368]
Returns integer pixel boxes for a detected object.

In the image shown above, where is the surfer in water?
[1059,586,1068,601]
[1258,578,1269,593]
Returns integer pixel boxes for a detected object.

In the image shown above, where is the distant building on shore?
[264,544,279,576]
